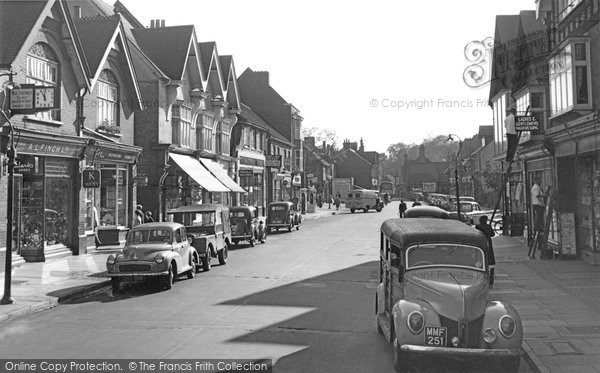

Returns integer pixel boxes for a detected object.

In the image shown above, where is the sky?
[120,0,535,153]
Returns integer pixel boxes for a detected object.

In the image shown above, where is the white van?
[346,189,383,213]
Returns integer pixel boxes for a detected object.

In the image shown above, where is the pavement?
[0,204,598,372]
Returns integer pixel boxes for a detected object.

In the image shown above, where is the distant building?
[401,145,451,195]
[333,139,382,190]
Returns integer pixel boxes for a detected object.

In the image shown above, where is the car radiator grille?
[119,264,152,272]
[439,315,484,348]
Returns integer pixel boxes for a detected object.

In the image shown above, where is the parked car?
[404,205,449,219]
[266,201,302,232]
[376,218,522,372]
[346,189,384,213]
[106,222,199,293]
[230,206,264,246]
[167,204,231,271]
[448,201,485,224]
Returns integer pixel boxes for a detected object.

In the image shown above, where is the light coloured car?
[376,219,522,372]
[106,222,199,293]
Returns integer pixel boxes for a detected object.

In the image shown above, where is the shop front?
[84,142,141,250]
[238,151,266,215]
[198,157,246,206]
[525,156,558,250]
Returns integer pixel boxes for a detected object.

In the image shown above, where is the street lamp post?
[1,70,18,305]
[448,134,463,221]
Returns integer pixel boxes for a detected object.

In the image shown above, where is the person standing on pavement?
[531,176,545,232]
[399,200,407,218]
[134,204,145,226]
[144,210,155,223]
[475,215,496,287]
[334,195,341,210]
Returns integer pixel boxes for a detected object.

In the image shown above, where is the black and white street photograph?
[1,0,600,372]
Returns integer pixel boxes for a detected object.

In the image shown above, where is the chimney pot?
[73,5,81,18]
[150,19,155,28]
[160,19,165,27]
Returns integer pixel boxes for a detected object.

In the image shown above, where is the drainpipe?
[76,87,88,136]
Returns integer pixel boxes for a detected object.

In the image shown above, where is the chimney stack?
[150,19,155,28]
[160,19,165,27]
[73,5,81,18]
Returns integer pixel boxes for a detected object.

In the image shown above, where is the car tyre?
[111,278,120,293]
[249,237,255,247]
[202,252,211,272]
[350,208,355,213]
[288,224,292,232]
[218,245,228,265]
[393,338,409,372]
[163,264,174,290]
[296,224,300,230]
[187,257,197,279]
[363,208,369,213]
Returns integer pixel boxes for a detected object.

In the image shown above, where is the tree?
[302,126,340,150]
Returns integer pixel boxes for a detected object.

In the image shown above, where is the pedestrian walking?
[134,204,144,226]
[257,220,266,243]
[475,215,496,287]
[334,195,341,210]
[399,200,407,218]
[317,194,323,208]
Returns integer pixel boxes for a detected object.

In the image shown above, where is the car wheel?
[111,278,120,293]
[218,245,228,265]
[187,257,197,279]
[163,264,174,290]
[296,224,300,230]
[376,206,383,212]
[393,338,409,372]
[233,239,239,246]
[202,252,211,272]
[363,208,368,213]
[350,208,355,213]
[249,237,255,247]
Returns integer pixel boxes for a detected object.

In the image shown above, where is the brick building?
[333,139,382,190]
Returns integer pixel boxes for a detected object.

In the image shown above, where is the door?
[173,227,187,270]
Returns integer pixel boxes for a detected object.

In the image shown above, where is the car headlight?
[407,311,424,334]
[482,328,497,344]
[499,315,516,338]
[154,254,165,264]
[107,254,116,265]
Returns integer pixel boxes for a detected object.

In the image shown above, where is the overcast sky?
[121,0,535,153]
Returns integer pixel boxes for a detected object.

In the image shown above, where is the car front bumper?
[400,344,521,361]
[108,271,169,277]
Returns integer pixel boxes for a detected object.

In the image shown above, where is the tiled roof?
[238,103,270,131]
[219,55,232,82]
[198,42,216,79]
[132,25,194,80]
[494,15,520,44]
[113,0,144,29]
[519,10,544,36]
[0,0,48,68]
[73,15,121,79]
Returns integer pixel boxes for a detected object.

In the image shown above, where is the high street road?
[0,203,532,372]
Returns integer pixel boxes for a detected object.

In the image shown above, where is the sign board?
[10,85,59,114]
[238,169,254,178]
[14,155,35,174]
[265,155,282,168]
[372,178,378,186]
[82,169,101,188]
[422,182,437,193]
[292,173,302,186]
[515,115,540,131]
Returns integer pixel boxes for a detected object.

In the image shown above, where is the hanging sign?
[238,169,254,178]
[82,169,101,188]
[515,115,540,131]
[9,84,59,114]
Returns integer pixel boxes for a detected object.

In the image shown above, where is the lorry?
[332,177,354,203]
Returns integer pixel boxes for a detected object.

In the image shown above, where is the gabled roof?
[132,25,195,81]
[333,148,373,166]
[73,15,121,81]
[0,0,49,69]
[220,55,240,110]
[198,42,216,80]
[519,10,544,36]
[113,0,144,29]
[198,41,225,96]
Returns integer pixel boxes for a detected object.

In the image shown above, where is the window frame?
[172,101,193,148]
[26,43,60,122]
[97,70,119,128]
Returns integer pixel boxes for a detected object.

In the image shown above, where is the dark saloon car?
[376,218,522,372]
[266,201,302,233]
[106,222,199,292]
[230,206,264,246]
[404,205,449,219]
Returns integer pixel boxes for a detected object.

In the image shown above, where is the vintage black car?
[376,218,522,372]
[404,205,449,219]
[266,201,302,233]
[230,206,265,246]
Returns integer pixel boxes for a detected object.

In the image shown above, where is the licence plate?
[121,275,136,282]
[425,327,447,346]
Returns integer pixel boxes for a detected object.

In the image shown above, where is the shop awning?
[169,153,229,193]
[198,158,247,194]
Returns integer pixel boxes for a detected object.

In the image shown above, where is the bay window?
[549,41,591,116]
[172,102,192,147]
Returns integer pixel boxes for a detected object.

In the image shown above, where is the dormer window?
[97,70,119,130]
[26,43,60,121]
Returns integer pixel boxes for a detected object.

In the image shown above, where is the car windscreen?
[172,212,216,226]
[270,206,286,211]
[406,244,485,271]
[231,211,246,218]
[461,203,473,212]
[128,229,172,244]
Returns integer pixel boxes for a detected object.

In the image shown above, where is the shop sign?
[265,155,282,168]
[239,169,254,178]
[10,85,59,114]
[14,155,35,174]
[15,137,83,158]
[292,173,302,186]
[82,169,101,188]
[515,115,540,131]
[95,149,137,163]
[422,182,437,192]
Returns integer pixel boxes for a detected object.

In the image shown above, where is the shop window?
[99,164,129,227]
[549,41,591,117]
[172,102,193,148]
[97,70,119,131]
[26,43,60,121]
